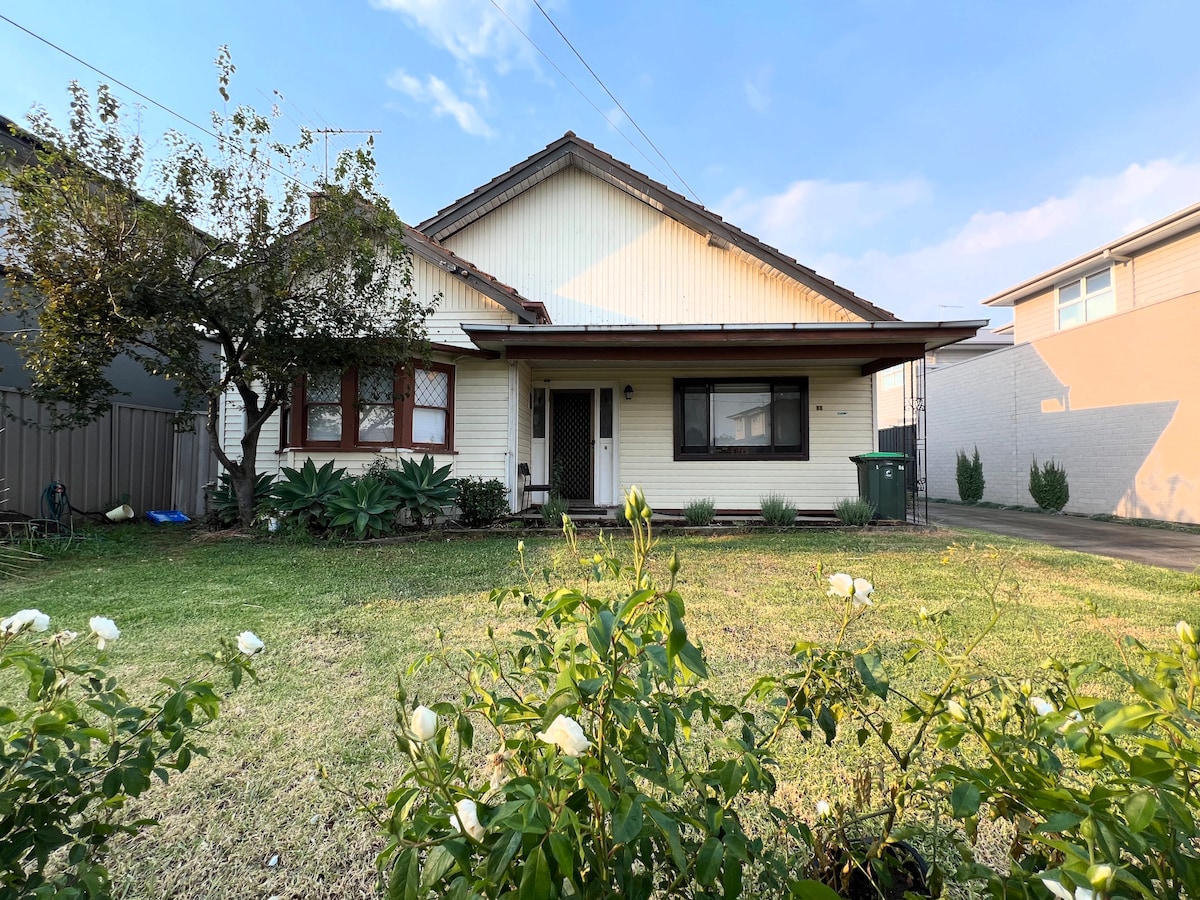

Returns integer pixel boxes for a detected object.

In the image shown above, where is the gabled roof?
[417,132,898,323]
[983,199,1200,308]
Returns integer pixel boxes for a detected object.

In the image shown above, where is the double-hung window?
[1056,268,1114,330]
[295,364,454,451]
[674,378,808,459]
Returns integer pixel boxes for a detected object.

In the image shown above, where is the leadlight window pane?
[712,384,771,448]
[306,371,342,403]
[414,370,449,408]
[412,408,446,444]
[307,406,341,441]
[359,367,394,404]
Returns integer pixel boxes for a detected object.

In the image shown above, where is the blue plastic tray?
[146,510,190,524]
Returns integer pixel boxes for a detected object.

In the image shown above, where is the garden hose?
[40,481,70,523]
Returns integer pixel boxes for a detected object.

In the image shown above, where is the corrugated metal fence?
[0,387,215,519]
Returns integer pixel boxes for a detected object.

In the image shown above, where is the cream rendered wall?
[534,366,871,509]
[443,167,861,326]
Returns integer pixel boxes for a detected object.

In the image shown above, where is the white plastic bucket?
[105,504,134,522]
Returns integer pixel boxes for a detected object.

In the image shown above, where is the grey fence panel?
[172,417,216,517]
[1,388,213,520]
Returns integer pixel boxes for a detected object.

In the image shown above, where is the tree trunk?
[204,390,270,528]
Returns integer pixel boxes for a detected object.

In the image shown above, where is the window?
[673,378,808,460]
[294,364,454,450]
[880,369,904,391]
[1057,268,1114,330]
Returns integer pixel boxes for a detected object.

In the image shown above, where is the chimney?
[308,191,327,221]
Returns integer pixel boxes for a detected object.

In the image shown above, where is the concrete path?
[927,502,1200,573]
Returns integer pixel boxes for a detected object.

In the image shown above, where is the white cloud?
[723,158,1200,322]
[743,65,772,114]
[604,106,626,132]
[372,0,539,72]
[719,176,932,253]
[386,69,495,137]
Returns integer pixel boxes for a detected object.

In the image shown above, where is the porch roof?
[463,321,986,376]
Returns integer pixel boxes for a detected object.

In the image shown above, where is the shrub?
[0,609,258,898]
[956,446,985,504]
[326,476,401,539]
[361,455,395,482]
[272,459,347,531]
[833,496,876,525]
[374,489,787,898]
[683,497,716,526]
[1029,456,1070,511]
[386,454,457,528]
[760,492,796,526]
[539,493,569,526]
[456,477,509,527]
[209,470,275,528]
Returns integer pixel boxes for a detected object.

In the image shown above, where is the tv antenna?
[313,128,382,183]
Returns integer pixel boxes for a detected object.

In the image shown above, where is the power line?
[486,0,678,190]
[530,0,701,205]
[0,12,319,194]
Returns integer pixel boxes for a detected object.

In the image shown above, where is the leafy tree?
[0,50,434,525]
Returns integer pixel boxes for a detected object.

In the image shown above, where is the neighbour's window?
[673,378,808,460]
[1056,268,1114,330]
[295,364,454,451]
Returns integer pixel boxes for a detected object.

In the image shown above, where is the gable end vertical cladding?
[439,167,861,327]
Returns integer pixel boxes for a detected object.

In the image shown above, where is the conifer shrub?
[1029,456,1070,511]
[956,446,985,504]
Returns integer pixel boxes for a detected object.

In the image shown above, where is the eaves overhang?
[463,321,986,376]
[982,200,1200,308]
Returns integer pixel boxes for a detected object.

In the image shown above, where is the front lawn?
[4,523,1197,898]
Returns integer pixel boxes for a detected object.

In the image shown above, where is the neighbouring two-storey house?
[925,202,1200,524]
[223,133,982,516]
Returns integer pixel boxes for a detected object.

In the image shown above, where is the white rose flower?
[536,714,592,756]
[1030,696,1056,717]
[947,700,969,723]
[89,616,120,650]
[851,578,874,608]
[1176,620,1197,644]
[450,798,485,841]
[237,630,265,656]
[517,540,525,554]
[409,705,438,742]
[827,573,854,598]
[815,799,832,819]
[2,609,50,635]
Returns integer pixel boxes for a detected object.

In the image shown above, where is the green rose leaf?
[854,651,889,700]
[1124,792,1158,833]
[950,782,981,818]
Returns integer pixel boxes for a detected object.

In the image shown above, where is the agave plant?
[210,471,276,528]
[326,477,401,540]
[386,454,456,528]
[272,459,347,530]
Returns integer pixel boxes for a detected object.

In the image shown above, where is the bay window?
[294,363,454,451]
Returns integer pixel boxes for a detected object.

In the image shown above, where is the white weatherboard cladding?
[410,253,520,347]
[534,366,871,509]
[443,167,861,326]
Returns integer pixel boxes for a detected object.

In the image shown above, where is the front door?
[550,390,593,502]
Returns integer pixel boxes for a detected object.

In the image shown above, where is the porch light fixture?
[623,384,634,401]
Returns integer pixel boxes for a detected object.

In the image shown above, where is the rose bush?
[0,610,262,898]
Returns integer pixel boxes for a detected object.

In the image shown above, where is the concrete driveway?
[927,502,1200,573]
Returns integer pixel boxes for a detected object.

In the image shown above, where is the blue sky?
[4,0,1200,324]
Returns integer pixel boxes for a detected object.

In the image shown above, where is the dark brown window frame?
[673,377,809,461]
[292,362,455,452]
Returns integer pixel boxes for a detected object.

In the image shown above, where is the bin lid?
[850,452,910,460]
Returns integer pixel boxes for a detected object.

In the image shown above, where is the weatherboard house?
[223,133,982,515]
